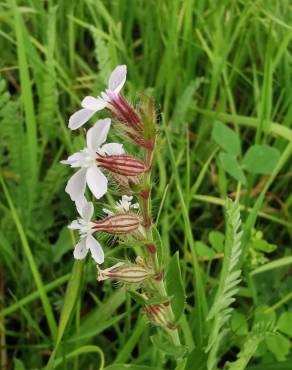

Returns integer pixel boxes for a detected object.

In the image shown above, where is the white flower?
[68,65,127,130]
[61,118,124,202]
[103,195,139,216]
[69,200,104,264]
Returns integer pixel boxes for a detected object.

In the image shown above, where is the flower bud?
[111,173,141,192]
[144,303,176,330]
[97,154,146,176]
[93,214,141,234]
[107,92,143,131]
[97,259,152,283]
[137,95,156,149]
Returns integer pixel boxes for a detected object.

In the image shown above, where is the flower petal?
[68,108,96,130]
[81,201,94,221]
[86,166,108,199]
[81,96,107,111]
[86,234,104,264]
[68,220,80,230]
[100,143,124,156]
[73,238,88,260]
[122,195,133,202]
[65,168,87,202]
[60,151,86,168]
[102,208,114,216]
[108,65,127,93]
[75,197,87,217]
[86,119,111,152]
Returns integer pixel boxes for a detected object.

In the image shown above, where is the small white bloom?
[103,195,139,216]
[69,200,104,264]
[68,65,127,130]
[61,118,124,201]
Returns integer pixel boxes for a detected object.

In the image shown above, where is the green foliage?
[242,145,281,175]
[166,252,186,322]
[212,121,241,157]
[206,199,243,370]
[226,322,277,370]
[1,0,291,368]
[219,152,246,184]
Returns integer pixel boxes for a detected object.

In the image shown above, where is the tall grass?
[0,0,291,369]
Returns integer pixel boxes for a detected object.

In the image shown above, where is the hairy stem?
[138,142,181,347]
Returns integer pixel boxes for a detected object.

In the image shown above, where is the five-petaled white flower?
[103,195,139,216]
[69,200,104,264]
[61,118,124,202]
[68,65,127,130]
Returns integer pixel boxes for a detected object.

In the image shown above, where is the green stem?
[138,141,181,347]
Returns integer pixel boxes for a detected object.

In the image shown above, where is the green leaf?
[127,290,147,305]
[231,312,248,336]
[146,295,173,305]
[54,345,104,368]
[185,347,207,370]
[194,241,216,259]
[266,333,290,361]
[46,260,84,369]
[242,145,280,174]
[208,231,225,253]
[212,121,241,156]
[14,359,26,370]
[151,334,186,357]
[219,152,246,183]
[277,312,292,337]
[105,366,163,370]
[251,256,292,275]
[166,252,185,322]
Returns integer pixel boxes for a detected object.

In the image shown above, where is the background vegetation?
[0,0,291,369]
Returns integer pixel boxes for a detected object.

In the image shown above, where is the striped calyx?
[97,258,151,283]
[96,154,145,176]
[144,303,176,330]
[93,214,141,235]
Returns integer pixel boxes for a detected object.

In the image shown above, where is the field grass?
[0,0,292,369]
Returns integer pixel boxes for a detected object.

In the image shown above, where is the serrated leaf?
[242,145,280,174]
[166,252,185,322]
[219,152,246,183]
[212,121,241,156]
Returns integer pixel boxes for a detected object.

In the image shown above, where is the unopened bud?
[144,303,176,330]
[110,173,141,193]
[97,260,152,283]
[93,214,141,234]
[107,92,143,131]
[97,154,145,176]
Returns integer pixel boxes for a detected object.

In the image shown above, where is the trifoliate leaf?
[212,121,241,156]
[242,145,280,174]
[219,152,246,183]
